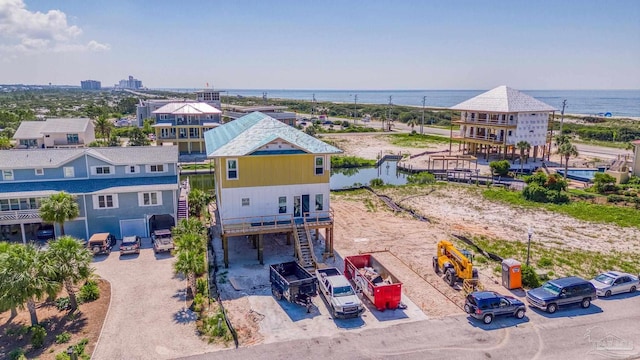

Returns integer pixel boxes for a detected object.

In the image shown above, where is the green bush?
[199,310,233,344]
[593,173,617,194]
[74,338,89,355]
[8,348,26,360]
[330,156,375,168]
[521,265,541,288]
[30,325,47,348]
[369,178,384,187]
[607,194,626,203]
[523,183,569,204]
[193,293,205,313]
[196,277,209,296]
[56,331,72,344]
[78,280,100,303]
[407,172,436,185]
[489,160,510,176]
[55,353,71,360]
[56,296,70,311]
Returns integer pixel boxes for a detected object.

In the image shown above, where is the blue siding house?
[0,146,179,242]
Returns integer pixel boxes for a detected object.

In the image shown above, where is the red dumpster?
[344,254,403,311]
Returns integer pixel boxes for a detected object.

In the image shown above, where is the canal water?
[182,161,409,192]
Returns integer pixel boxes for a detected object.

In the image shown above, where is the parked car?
[36,224,55,241]
[590,271,639,297]
[464,291,526,324]
[526,276,597,314]
[151,229,174,254]
[87,233,117,255]
[120,235,141,255]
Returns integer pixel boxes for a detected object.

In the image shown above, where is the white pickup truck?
[316,267,365,318]
[152,229,174,254]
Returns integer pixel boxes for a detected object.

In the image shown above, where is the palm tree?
[39,192,80,237]
[516,141,531,173]
[554,134,570,166]
[46,236,93,311]
[173,232,206,297]
[558,141,579,180]
[172,218,207,240]
[188,188,210,219]
[94,116,112,141]
[0,244,58,325]
[406,118,418,133]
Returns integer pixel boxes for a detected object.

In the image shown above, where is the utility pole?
[262,92,267,104]
[421,96,426,134]
[312,93,316,117]
[559,99,567,135]
[387,96,393,132]
[353,94,358,125]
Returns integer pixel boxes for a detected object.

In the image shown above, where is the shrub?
[407,172,436,185]
[196,277,209,296]
[489,160,510,176]
[56,296,70,311]
[78,280,100,303]
[369,178,384,187]
[521,265,541,288]
[523,183,569,204]
[55,353,70,360]
[593,173,617,194]
[198,310,233,344]
[8,348,26,360]
[56,331,72,344]
[607,194,626,203]
[30,325,47,348]
[193,293,205,313]
[74,338,89,355]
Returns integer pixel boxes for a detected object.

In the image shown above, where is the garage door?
[120,219,147,238]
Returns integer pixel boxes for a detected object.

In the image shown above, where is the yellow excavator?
[433,240,479,288]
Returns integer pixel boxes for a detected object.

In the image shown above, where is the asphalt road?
[180,291,640,360]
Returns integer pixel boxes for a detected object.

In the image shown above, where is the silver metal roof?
[204,112,342,157]
[450,86,557,113]
[0,146,179,169]
[13,118,93,139]
[152,102,221,115]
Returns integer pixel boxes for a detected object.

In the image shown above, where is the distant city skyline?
[0,0,639,90]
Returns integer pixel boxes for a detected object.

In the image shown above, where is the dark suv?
[464,291,526,324]
[120,235,141,255]
[526,276,597,314]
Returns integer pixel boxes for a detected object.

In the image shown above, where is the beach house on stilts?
[450,86,556,163]
[204,112,342,269]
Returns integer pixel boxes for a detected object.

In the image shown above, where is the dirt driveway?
[91,238,220,360]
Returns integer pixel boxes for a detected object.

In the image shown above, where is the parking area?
[92,238,219,360]
[214,232,428,345]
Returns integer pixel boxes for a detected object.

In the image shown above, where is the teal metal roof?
[204,112,342,157]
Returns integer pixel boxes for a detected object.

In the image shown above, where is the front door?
[293,195,310,218]
[302,195,310,217]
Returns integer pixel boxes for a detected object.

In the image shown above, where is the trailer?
[270,261,318,312]
[344,254,403,311]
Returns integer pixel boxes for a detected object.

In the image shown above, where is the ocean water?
[156,88,640,118]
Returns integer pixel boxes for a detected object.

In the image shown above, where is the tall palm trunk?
[65,280,78,311]
[27,298,38,326]
[10,307,17,319]
[564,155,570,179]
[59,222,65,236]
[188,272,196,299]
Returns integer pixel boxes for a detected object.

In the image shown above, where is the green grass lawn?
[483,188,640,229]
[388,133,458,147]
[461,236,640,280]
[572,139,632,149]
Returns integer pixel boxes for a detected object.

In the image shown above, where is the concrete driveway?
[92,238,219,360]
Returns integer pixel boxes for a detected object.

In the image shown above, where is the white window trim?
[2,170,14,181]
[64,167,75,178]
[91,165,115,175]
[92,194,119,209]
[35,168,44,176]
[226,159,238,180]
[145,164,168,173]
[315,156,324,175]
[125,165,140,174]
[138,192,163,207]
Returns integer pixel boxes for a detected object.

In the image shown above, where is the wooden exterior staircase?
[294,223,317,272]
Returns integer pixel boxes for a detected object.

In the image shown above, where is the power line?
[421,96,426,134]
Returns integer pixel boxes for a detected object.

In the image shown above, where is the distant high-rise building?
[117,75,143,90]
[80,80,101,90]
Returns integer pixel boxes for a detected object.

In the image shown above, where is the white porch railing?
[0,209,42,222]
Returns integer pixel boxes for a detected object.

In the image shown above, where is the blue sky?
[1,0,639,89]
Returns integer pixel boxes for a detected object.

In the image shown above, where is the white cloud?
[0,0,110,54]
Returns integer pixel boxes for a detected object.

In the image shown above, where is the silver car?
[590,271,639,297]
